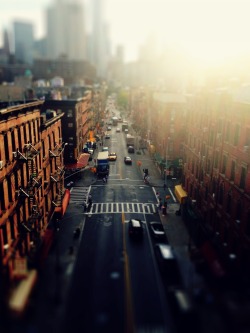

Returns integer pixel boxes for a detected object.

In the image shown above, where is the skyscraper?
[90,0,110,77]
[14,21,34,65]
[46,0,86,61]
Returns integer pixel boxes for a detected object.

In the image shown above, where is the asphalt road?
[58,127,177,333]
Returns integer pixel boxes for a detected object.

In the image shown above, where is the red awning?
[65,153,90,169]
[54,189,70,217]
[61,189,70,216]
[200,241,225,278]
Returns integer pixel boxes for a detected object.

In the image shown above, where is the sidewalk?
[134,149,204,291]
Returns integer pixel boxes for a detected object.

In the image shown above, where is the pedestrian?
[158,199,162,210]
[88,194,92,205]
[164,200,168,214]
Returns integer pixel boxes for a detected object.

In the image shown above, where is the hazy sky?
[1,0,250,64]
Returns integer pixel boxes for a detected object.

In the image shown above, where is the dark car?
[154,243,182,287]
[128,219,143,239]
[124,156,132,164]
[128,146,135,153]
[149,221,168,241]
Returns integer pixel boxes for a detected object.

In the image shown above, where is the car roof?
[130,219,141,227]
[156,244,174,259]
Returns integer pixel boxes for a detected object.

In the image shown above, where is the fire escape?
[49,142,67,213]
[14,143,42,233]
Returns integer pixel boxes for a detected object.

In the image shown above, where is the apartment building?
[183,89,250,276]
[0,100,67,313]
[41,89,92,172]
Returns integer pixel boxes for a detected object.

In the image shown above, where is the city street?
[1,118,226,333]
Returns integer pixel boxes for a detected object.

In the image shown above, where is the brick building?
[182,89,250,276]
[132,89,186,178]
[131,86,250,277]
[41,90,93,171]
[0,100,68,312]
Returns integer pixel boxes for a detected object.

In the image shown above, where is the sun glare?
[107,0,250,66]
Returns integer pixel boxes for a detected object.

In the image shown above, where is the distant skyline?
[1,0,250,65]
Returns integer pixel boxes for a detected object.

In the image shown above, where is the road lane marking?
[122,212,136,333]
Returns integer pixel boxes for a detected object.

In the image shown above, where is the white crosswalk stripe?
[87,202,157,215]
[70,187,90,204]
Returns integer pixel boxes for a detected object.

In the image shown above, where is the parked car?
[128,219,143,239]
[108,152,117,161]
[105,132,111,139]
[128,146,135,153]
[154,243,182,287]
[124,156,132,165]
[102,147,109,152]
[116,127,121,132]
[107,126,112,131]
[149,221,168,241]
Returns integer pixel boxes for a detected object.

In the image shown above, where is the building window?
[4,133,9,161]
[246,211,250,237]
[236,200,242,221]
[226,191,232,215]
[239,166,247,189]
[214,151,219,168]
[245,128,250,145]
[11,129,16,154]
[7,176,13,203]
[17,127,22,149]
[0,182,5,210]
[1,224,8,246]
[9,216,15,240]
[218,183,224,205]
[225,122,230,142]
[67,109,73,117]
[222,155,227,174]
[234,124,240,146]
[230,160,236,181]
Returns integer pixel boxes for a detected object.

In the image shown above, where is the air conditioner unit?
[0,161,3,170]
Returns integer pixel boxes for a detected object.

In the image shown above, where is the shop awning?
[65,153,90,170]
[54,189,70,217]
[174,185,187,204]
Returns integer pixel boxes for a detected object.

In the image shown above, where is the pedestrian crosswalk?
[70,186,90,205]
[87,202,157,215]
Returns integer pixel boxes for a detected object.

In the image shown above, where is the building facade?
[0,100,68,313]
[41,90,92,171]
[182,89,250,276]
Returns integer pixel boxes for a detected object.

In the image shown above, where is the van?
[128,146,135,153]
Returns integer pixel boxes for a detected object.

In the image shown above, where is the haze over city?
[1,0,250,66]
